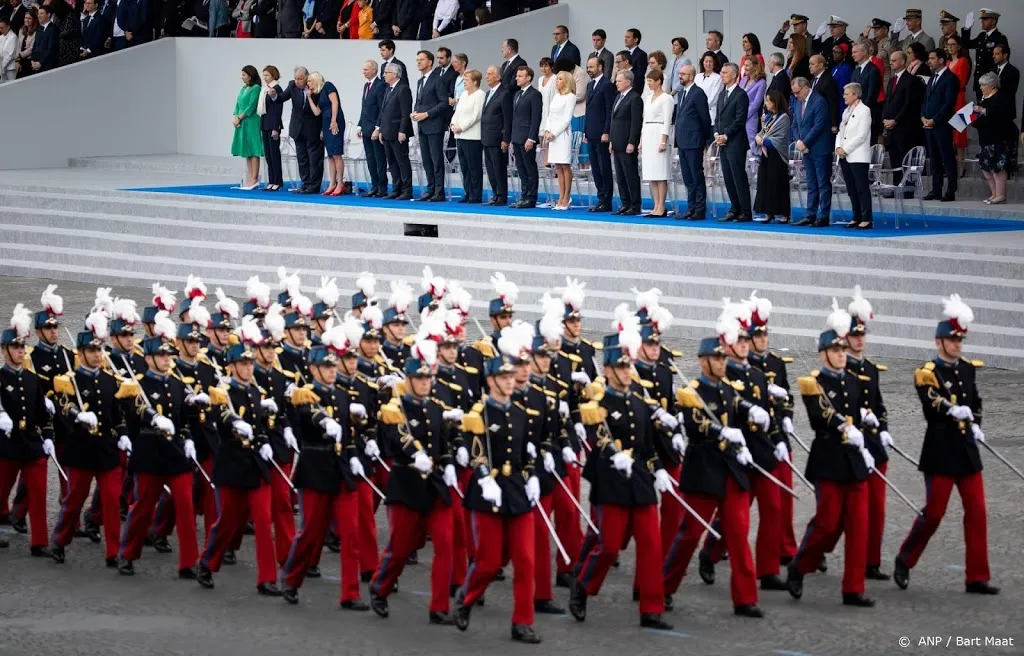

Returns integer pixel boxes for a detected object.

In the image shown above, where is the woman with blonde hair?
[543,70,576,209]
[307,70,346,195]
[450,69,486,203]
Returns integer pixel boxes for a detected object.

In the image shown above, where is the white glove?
[860,447,875,471]
[525,475,541,505]
[543,451,556,474]
[350,456,365,477]
[42,438,55,457]
[814,21,828,38]
[219,376,232,387]
[571,371,591,385]
[748,405,770,430]
[782,416,796,435]
[844,424,865,448]
[117,435,132,452]
[152,414,175,434]
[378,373,402,388]
[947,405,975,421]
[443,408,464,423]
[456,445,469,467]
[44,397,55,415]
[284,426,299,451]
[653,407,678,430]
[443,463,458,487]
[721,426,746,446]
[574,422,586,442]
[259,443,274,461]
[672,433,687,454]
[558,400,569,419]
[349,402,367,418]
[893,17,905,34]
[75,411,98,428]
[860,407,880,427]
[774,441,790,462]
[611,450,633,475]
[233,420,254,438]
[413,449,432,473]
[0,412,11,434]
[364,438,381,459]
[478,475,502,507]
[321,417,342,441]
[284,382,297,399]
[735,446,753,466]
[879,430,894,447]
[971,424,985,443]
[184,439,197,460]
[965,11,974,29]
[526,442,537,459]
[261,398,278,414]
[187,392,210,406]
[653,468,673,493]
[562,445,578,465]
[767,383,789,400]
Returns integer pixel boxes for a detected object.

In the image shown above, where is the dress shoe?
[664,595,674,612]
[534,600,566,614]
[865,566,890,581]
[494,567,505,581]
[812,219,831,228]
[844,220,861,229]
[258,582,283,597]
[780,555,793,567]
[856,221,874,229]
[301,186,321,195]
[31,545,52,558]
[490,199,507,206]
[105,557,118,568]
[340,599,370,611]
[786,564,804,599]
[589,203,611,213]
[361,571,373,583]
[385,192,401,199]
[417,193,433,202]
[893,559,910,590]
[370,592,389,618]
[83,521,101,544]
[922,192,940,201]
[196,566,213,588]
[793,217,816,226]
[453,589,472,631]
[642,211,669,218]
[449,584,460,598]
[306,566,321,578]
[734,604,765,618]
[688,214,706,221]
[842,593,876,607]
[428,195,446,202]
[429,611,454,625]
[679,209,694,219]
[568,579,587,621]
[325,533,340,553]
[467,198,482,204]
[517,201,537,209]
[282,587,299,604]
[511,624,542,644]
[941,192,956,202]
[613,558,620,568]
[222,550,236,565]
[639,614,673,630]
[179,567,198,580]
[698,552,716,585]
[965,581,1000,595]
[610,207,627,215]
[622,207,640,215]
[760,574,788,591]
[734,213,753,222]
[152,537,172,553]
[11,515,27,534]
[118,559,135,576]
[407,550,418,565]
[361,190,379,198]
[290,186,303,193]
[457,197,469,203]
[396,192,413,200]
[555,572,573,588]
[718,212,739,222]
[484,198,497,205]
[51,545,65,564]
[818,555,828,572]
[245,521,255,535]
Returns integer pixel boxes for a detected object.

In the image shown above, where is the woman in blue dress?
[308,71,346,196]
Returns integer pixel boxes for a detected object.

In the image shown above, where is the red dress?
[950,56,971,148]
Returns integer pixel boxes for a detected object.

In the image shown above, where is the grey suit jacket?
[897,31,936,53]
[589,48,615,80]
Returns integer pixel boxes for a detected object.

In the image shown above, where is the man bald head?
[485,65,501,88]
[809,54,826,76]
[679,63,696,87]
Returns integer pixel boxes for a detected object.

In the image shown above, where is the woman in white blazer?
[0,18,17,83]
[543,71,576,210]
[835,82,875,229]
[450,69,486,203]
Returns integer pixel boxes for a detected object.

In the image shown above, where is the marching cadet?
[558,277,599,382]
[699,301,788,592]
[278,307,313,382]
[141,283,178,339]
[350,271,377,321]
[446,282,485,400]
[279,328,368,610]
[196,319,282,596]
[243,275,272,324]
[786,302,875,608]
[205,289,240,371]
[311,276,341,343]
[381,280,416,371]
[893,295,999,595]
[0,304,56,557]
[50,312,130,567]
[570,326,675,631]
[844,287,893,581]
[276,267,303,310]
[452,334,543,644]
[116,312,200,579]
[369,338,462,625]
[662,326,763,619]
[486,273,518,346]
[179,276,209,347]
[418,265,447,316]
[252,309,300,568]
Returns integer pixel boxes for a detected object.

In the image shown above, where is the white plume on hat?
[264,307,286,342]
[215,288,239,320]
[443,309,463,335]
[715,307,742,346]
[539,292,564,320]
[41,284,64,316]
[184,275,207,302]
[278,266,302,299]
[10,304,32,338]
[490,272,519,306]
[942,293,974,333]
[151,283,177,313]
[630,286,662,312]
[650,305,674,334]
[85,310,109,341]
[497,326,524,359]
[446,281,472,316]
[389,280,415,314]
[618,325,642,360]
[720,297,752,331]
[511,320,535,357]
[416,315,446,344]
[747,290,772,327]
[847,285,874,325]
[355,271,376,299]
[362,304,384,330]
[292,293,314,318]
[93,287,115,318]
[410,339,438,366]
[342,316,367,350]
[245,276,271,309]
[611,302,640,333]
[421,265,447,299]
[316,276,340,309]
[320,320,349,356]
[826,298,852,338]
[112,298,140,326]
[189,303,212,329]
[562,276,586,313]
[153,311,176,341]
[539,311,563,346]
[236,316,264,346]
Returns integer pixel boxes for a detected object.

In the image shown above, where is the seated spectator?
[753,89,791,223]
[973,72,1018,205]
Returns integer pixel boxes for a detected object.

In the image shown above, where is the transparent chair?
[871,146,927,229]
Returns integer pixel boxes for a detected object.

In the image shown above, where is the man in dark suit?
[79,0,108,58]
[480,65,510,206]
[115,0,149,49]
[584,55,616,212]
[30,4,58,72]
[268,67,324,194]
[675,64,712,220]
[882,50,924,185]
[809,55,841,134]
[767,52,791,98]
[0,0,27,34]
[436,47,458,99]
[993,45,1019,120]
[508,65,542,209]
[551,24,581,68]
[713,63,752,222]
[609,69,643,215]
[309,0,341,39]
[791,76,835,226]
[589,29,615,81]
[378,39,407,88]
[624,28,647,94]
[391,0,416,39]
[411,49,450,202]
[375,62,414,200]
[358,61,388,198]
[499,38,525,92]
[921,49,959,201]
[277,0,302,38]
[850,41,882,141]
[706,30,728,68]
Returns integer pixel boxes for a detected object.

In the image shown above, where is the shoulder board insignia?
[53,374,75,397]
[858,374,871,382]
[360,377,380,391]
[114,380,141,399]
[797,376,821,396]
[472,340,496,359]
[578,401,607,426]
[726,379,745,392]
[256,385,268,396]
[461,410,485,434]
[208,386,230,406]
[636,377,654,389]
[923,361,935,371]
[875,363,889,372]
[402,334,416,346]
[780,356,794,363]
[547,374,569,389]
[441,379,464,393]
[965,358,985,369]
[179,375,196,385]
[278,367,298,380]
[539,386,557,398]
[525,407,541,417]
[582,338,603,351]
[676,386,702,408]
[290,385,321,406]
[228,334,241,346]
[132,346,144,357]
[134,337,142,346]
[687,379,699,389]
[914,367,940,388]
[564,352,583,364]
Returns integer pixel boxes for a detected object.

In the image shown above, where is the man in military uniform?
[961,9,1008,97]
[243,275,272,325]
[558,278,599,382]
[205,293,239,372]
[895,9,936,53]
[862,18,896,83]
[893,295,998,595]
[142,283,179,339]
[278,310,312,382]
[662,335,762,618]
[381,307,412,372]
[812,15,853,67]
[350,272,376,321]
[570,330,674,630]
[774,14,812,61]
[786,309,874,607]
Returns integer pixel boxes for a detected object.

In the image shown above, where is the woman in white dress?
[640,69,674,217]
[543,71,576,210]
[696,51,724,125]
[536,57,557,167]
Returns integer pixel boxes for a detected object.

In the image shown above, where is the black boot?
[11,514,27,534]
[361,571,373,583]
[494,566,505,581]
[555,572,573,588]
[865,565,890,581]
[664,595,674,612]
[429,611,454,625]
[341,599,370,611]
[453,589,472,631]
[786,564,804,600]
[282,587,299,604]
[370,592,389,618]
[325,532,340,553]
[893,559,910,590]
[83,521,102,544]
[817,555,828,573]
[258,582,283,596]
[306,566,321,578]
[105,557,118,568]
[151,536,172,554]
[965,581,1000,595]
[406,550,418,565]
[698,551,715,585]
[780,555,793,567]
[511,624,542,643]
[640,614,673,630]
[568,579,587,621]
[30,545,52,558]
[222,550,236,565]
[734,604,765,618]
[842,593,876,607]
[196,566,214,588]
[534,600,566,615]
[118,559,135,576]
[449,584,459,598]
[179,567,198,580]
[760,574,788,591]
[632,588,639,602]
[51,545,66,564]
[244,521,255,535]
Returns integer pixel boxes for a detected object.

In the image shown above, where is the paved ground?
[1,277,1022,656]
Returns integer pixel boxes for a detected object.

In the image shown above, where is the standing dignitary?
[993,45,1019,119]
[411,50,450,202]
[584,55,615,212]
[774,14,811,59]
[509,65,542,209]
[609,70,643,215]
[499,38,525,93]
[358,60,389,198]
[812,15,853,67]
[674,64,711,220]
[589,29,614,82]
[714,63,752,222]
[961,9,1008,100]
[921,49,959,201]
[451,68,486,204]
[268,67,323,195]
[882,50,924,185]
[893,295,999,596]
[792,76,834,227]
[850,42,882,141]
[551,24,580,68]
[480,65,510,206]
[624,28,647,94]
[896,8,936,53]
[375,63,414,200]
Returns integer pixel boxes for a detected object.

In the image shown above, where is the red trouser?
[703,468,782,578]
[270,461,296,566]
[793,479,868,594]
[372,458,392,512]
[578,503,665,615]
[533,494,554,602]
[658,462,684,561]
[552,465,583,575]
[9,448,63,523]
[200,484,276,585]
[151,457,218,543]
[451,472,470,588]
[371,502,454,612]
[777,462,798,560]
[53,467,121,558]
[281,487,361,602]
[0,458,48,547]
[356,479,379,576]
[463,511,535,625]
[119,472,198,570]
[867,460,887,568]
[897,472,990,585]
[457,467,475,564]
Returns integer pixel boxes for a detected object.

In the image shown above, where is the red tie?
[889,75,897,97]
[364,82,369,99]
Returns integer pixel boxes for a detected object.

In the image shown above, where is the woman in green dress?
[232,65,265,190]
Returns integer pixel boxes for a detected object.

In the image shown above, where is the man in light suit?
[609,69,643,215]
[375,63,415,200]
[624,28,647,94]
[791,76,834,227]
[921,49,959,201]
[674,65,712,220]
[850,41,882,141]
[480,65,510,206]
[508,65,542,209]
[551,24,581,68]
[714,63,752,222]
[584,55,616,212]
[588,29,614,81]
[358,60,388,198]
[411,49,451,202]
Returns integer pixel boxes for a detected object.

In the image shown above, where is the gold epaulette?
[132,345,144,357]
[359,375,379,390]
[274,346,284,355]
[53,375,75,397]
[797,374,821,396]
[402,334,416,346]
[547,373,569,389]
[114,379,141,399]
[277,366,298,380]
[582,338,603,351]
[178,374,196,385]
[290,385,321,406]
[563,352,583,364]
[662,345,682,358]
[962,358,985,369]
[473,339,496,358]
[676,386,703,408]
[914,367,940,388]
[634,390,658,405]
[773,352,794,363]
[524,406,540,417]
[725,378,744,392]
[858,374,871,382]
[380,400,407,425]
[875,363,889,372]
[208,386,230,406]
[197,353,214,366]
[533,383,556,398]
[440,378,463,393]
[582,381,605,402]
[456,362,479,375]
[461,409,485,434]
[256,384,268,397]
[228,334,241,346]
[579,401,607,426]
